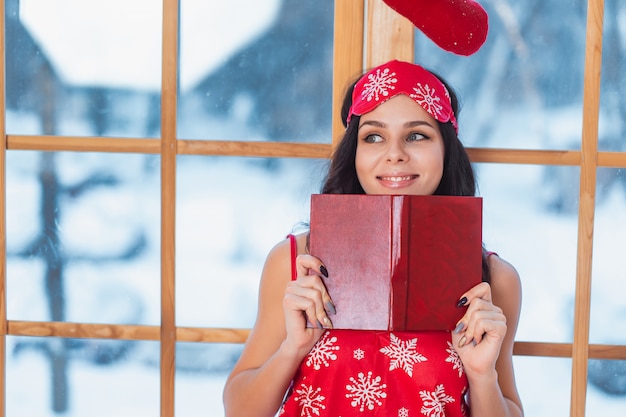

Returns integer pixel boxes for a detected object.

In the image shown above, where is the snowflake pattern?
[294,383,326,417]
[419,384,455,417]
[361,67,397,102]
[410,83,444,119]
[399,407,410,417]
[306,332,339,370]
[445,341,464,378]
[353,348,365,360]
[379,333,427,377]
[346,371,387,411]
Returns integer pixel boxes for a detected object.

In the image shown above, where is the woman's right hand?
[282,254,335,354]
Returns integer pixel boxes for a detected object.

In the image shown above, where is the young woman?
[223,60,524,417]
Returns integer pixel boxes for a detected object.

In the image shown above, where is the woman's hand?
[452,282,507,378]
[282,254,335,354]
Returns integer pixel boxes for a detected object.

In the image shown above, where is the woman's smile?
[376,173,419,188]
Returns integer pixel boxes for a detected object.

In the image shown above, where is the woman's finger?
[295,254,329,280]
[285,279,333,329]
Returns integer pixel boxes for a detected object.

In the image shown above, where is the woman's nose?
[386,140,409,162]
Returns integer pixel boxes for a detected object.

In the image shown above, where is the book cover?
[309,194,483,331]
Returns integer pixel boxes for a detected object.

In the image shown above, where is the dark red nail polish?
[320,265,329,278]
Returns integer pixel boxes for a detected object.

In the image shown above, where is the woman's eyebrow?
[358,120,386,129]
[404,120,435,129]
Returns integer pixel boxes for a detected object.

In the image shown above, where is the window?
[1,1,625,416]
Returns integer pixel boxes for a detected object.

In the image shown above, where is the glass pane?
[598,0,625,152]
[7,336,160,416]
[7,0,162,137]
[6,151,161,325]
[588,168,626,408]
[178,0,334,143]
[176,156,325,327]
[175,342,242,417]
[414,1,586,150]
[478,163,579,342]
[591,168,626,345]
[514,356,572,416]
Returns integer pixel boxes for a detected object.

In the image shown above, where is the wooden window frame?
[0,0,625,416]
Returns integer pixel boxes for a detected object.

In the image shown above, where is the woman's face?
[355,94,445,195]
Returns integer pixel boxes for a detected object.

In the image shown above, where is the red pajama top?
[279,235,471,417]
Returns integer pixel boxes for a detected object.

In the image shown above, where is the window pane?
[591,168,626,345]
[7,337,160,416]
[414,1,586,150]
[7,0,162,137]
[176,156,325,327]
[598,0,625,152]
[6,151,161,325]
[478,163,579,343]
[588,168,626,408]
[178,0,334,143]
[587,359,626,413]
[515,356,572,416]
[175,342,241,417]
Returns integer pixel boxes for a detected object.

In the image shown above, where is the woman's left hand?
[452,282,507,377]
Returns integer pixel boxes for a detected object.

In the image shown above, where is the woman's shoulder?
[486,253,522,307]
[487,253,520,284]
[262,232,309,276]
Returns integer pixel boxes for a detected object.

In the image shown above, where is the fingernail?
[326,300,336,315]
[453,322,465,334]
[456,296,468,307]
[323,317,333,329]
[316,320,324,330]
[472,339,478,347]
[320,265,329,278]
[458,336,467,348]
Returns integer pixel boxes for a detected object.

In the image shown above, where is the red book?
[309,194,483,331]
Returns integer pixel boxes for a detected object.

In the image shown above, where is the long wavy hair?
[320,68,491,283]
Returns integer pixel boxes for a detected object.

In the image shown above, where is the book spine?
[390,195,410,330]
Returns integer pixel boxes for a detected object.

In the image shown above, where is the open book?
[309,194,483,331]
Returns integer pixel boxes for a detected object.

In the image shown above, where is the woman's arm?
[222,234,331,417]
[453,255,524,417]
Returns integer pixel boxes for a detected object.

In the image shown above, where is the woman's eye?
[407,132,427,142]
[363,134,383,143]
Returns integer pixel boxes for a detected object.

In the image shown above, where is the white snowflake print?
[419,384,455,417]
[361,67,397,102]
[306,333,339,370]
[379,333,427,377]
[294,383,326,417]
[399,407,410,417]
[445,341,464,378]
[410,83,444,119]
[345,371,387,411]
[353,348,365,360]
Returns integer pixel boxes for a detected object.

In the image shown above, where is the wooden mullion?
[597,150,626,168]
[331,1,365,148]
[571,0,605,416]
[366,0,414,67]
[6,135,161,153]
[177,140,331,158]
[9,135,626,169]
[8,321,160,340]
[7,320,626,361]
[0,0,7,415]
[160,0,179,416]
[467,148,582,165]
